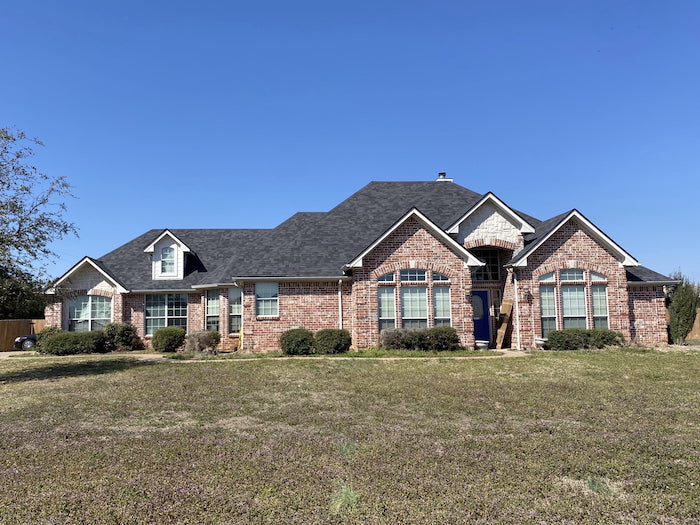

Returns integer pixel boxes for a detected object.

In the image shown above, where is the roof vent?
[436,172,453,182]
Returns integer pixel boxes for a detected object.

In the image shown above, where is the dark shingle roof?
[626,266,678,285]
[78,180,671,290]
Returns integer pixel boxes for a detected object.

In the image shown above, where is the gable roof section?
[344,208,483,269]
[49,256,129,294]
[445,192,536,234]
[509,209,640,267]
[143,229,192,253]
[626,266,678,286]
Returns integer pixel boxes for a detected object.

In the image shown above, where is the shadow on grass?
[0,358,159,384]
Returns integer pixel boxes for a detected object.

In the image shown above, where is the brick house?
[46,175,674,351]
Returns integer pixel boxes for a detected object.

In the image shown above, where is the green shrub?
[314,329,351,354]
[424,326,461,351]
[37,330,107,355]
[280,328,315,355]
[152,326,186,352]
[546,329,624,351]
[668,274,699,344]
[184,330,221,354]
[36,326,62,349]
[103,322,141,351]
[381,327,461,351]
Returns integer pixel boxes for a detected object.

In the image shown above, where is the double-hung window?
[145,294,188,335]
[205,290,220,331]
[256,283,278,316]
[160,247,176,274]
[68,295,112,331]
[400,286,428,328]
[229,288,242,332]
[433,286,451,326]
[378,286,396,331]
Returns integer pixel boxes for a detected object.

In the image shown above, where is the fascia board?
[446,193,536,234]
[49,257,129,294]
[345,208,483,269]
[143,229,191,253]
[191,276,353,288]
[511,210,640,267]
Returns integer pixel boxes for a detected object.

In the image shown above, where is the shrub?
[380,328,413,350]
[314,329,351,354]
[668,274,699,344]
[152,326,186,352]
[546,329,624,351]
[36,326,62,349]
[184,330,221,354]
[280,328,315,355]
[103,322,141,352]
[381,327,461,351]
[424,326,461,351]
[37,330,107,355]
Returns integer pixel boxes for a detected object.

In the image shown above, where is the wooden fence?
[0,319,45,351]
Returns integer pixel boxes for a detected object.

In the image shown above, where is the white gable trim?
[446,193,535,234]
[511,210,639,267]
[143,229,191,253]
[48,257,129,294]
[344,208,483,269]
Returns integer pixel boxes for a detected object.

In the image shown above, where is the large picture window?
[256,282,279,316]
[68,295,112,332]
[146,294,188,335]
[538,269,609,336]
[377,269,452,331]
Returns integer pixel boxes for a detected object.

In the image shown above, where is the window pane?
[378,272,394,282]
[472,249,500,281]
[540,286,556,317]
[70,319,90,332]
[69,297,90,320]
[256,283,279,316]
[538,272,555,282]
[146,317,165,336]
[146,295,166,317]
[256,282,278,299]
[403,319,427,329]
[401,287,427,319]
[379,319,396,331]
[541,318,557,336]
[206,290,220,315]
[562,286,586,316]
[432,272,449,281]
[560,269,584,281]
[592,285,608,329]
[229,288,242,314]
[161,247,175,273]
[433,286,450,323]
[591,272,607,282]
[400,269,426,282]
[563,317,587,329]
[91,296,111,320]
[378,287,395,320]
[167,294,188,317]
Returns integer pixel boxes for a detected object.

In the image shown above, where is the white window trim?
[255,282,279,317]
[229,287,243,334]
[67,295,112,332]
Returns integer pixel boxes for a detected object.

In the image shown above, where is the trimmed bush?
[546,329,624,351]
[37,330,107,355]
[103,322,141,352]
[280,328,315,355]
[36,326,62,349]
[152,326,186,352]
[424,326,461,351]
[184,330,221,354]
[314,329,351,354]
[381,327,461,351]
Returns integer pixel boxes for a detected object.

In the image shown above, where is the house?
[46,175,674,351]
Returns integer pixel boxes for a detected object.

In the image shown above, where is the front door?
[472,291,490,344]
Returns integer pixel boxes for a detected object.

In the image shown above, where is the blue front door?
[472,291,490,344]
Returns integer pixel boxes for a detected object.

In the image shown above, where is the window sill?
[256,316,280,321]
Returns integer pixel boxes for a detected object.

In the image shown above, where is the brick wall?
[628,286,669,345]
[350,217,474,348]
[514,217,633,348]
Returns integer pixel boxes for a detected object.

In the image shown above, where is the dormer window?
[161,247,176,275]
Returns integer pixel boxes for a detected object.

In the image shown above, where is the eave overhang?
[343,208,484,269]
[446,192,536,235]
[508,210,639,268]
[143,229,192,253]
[47,256,129,294]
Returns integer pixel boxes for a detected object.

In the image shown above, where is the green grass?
[166,348,502,360]
[0,349,698,523]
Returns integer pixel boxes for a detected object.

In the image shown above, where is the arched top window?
[560,269,584,281]
[400,269,426,282]
[539,272,555,282]
[591,272,607,282]
[378,272,395,282]
[432,272,449,281]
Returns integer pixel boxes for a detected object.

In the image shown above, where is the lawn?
[0,349,697,524]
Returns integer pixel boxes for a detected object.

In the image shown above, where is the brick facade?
[44,197,671,351]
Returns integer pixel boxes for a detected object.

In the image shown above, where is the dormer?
[144,230,191,280]
[446,193,535,250]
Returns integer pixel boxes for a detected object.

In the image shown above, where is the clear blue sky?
[3,1,699,282]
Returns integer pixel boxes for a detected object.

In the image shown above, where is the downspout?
[512,269,522,350]
[338,280,343,329]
